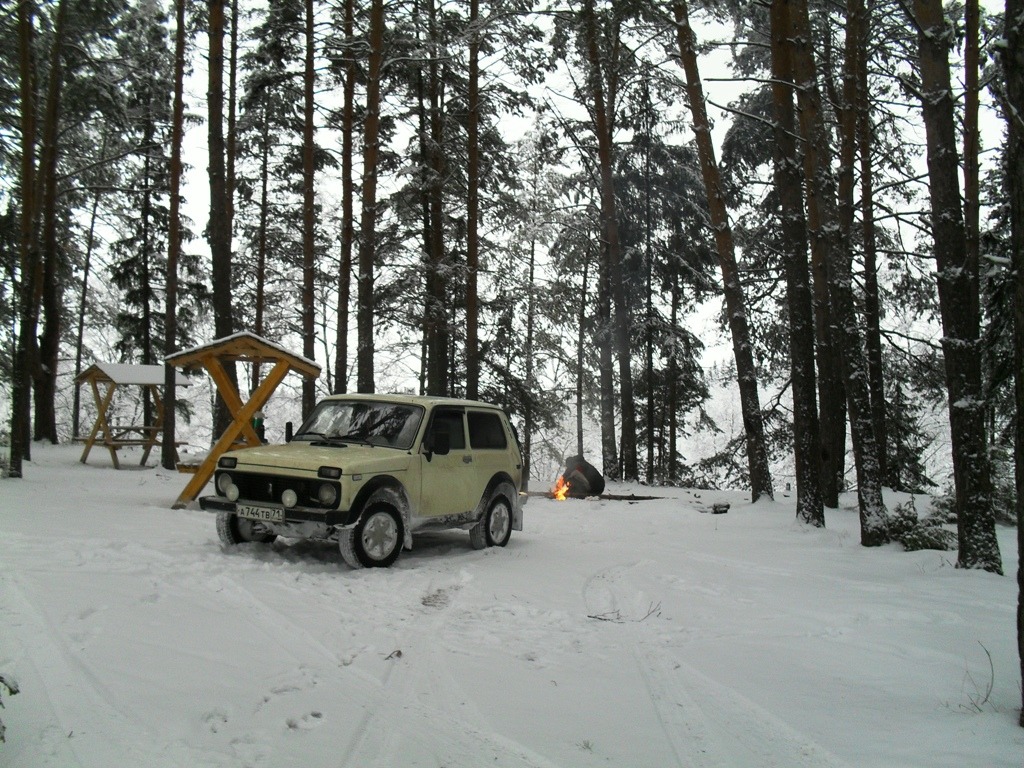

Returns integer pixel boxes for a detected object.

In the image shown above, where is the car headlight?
[317,483,338,507]
[216,472,233,495]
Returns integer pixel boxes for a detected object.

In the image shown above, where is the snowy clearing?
[1,445,1021,767]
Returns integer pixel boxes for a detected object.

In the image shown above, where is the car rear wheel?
[340,503,404,568]
[217,511,277,546]
[470,484,514,549]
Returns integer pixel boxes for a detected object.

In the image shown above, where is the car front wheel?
[216,511,277,546]
[340,503,404,568]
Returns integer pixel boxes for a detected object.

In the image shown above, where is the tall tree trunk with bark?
[31,0,67,447]
[582,0,637,480]
[208,0,237,438]
[424,0,448,396]
[597,238,619,480]
[1002,0,1024,722]
[672,0,774,500]
[10,0,40,477]
[251,106,271,390]
[75,156,105,438]
[769,0,824,527]
[356,0,384,393]
[854,0,886,488]
[465,0,481,400]
[910,0,1001,572]
[668,268,679,481]
[834,0,885,484]
[789,0,888,544]
[333,0,356,395]
[227,0,238,230]
[162,0,186,471]
[301,0,317,416]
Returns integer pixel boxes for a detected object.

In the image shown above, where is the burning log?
[551,455,605,500]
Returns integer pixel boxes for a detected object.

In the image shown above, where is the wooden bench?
[74,363,190,470]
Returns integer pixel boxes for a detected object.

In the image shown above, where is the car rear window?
[468,411,508,449]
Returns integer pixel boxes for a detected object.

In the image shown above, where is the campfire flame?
[552,475,570,501]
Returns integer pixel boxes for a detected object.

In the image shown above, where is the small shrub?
[887,500,920,540]
[0,673,19,743]
[930,485,958,524]
[887,498,958,552]
[900,526,958,552]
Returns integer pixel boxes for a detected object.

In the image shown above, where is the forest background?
[1,0,1024,720]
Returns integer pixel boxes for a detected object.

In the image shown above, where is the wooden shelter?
[164,332,321,509]
[75,362,189,469]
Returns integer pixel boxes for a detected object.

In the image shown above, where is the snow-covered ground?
[1,445,1020,767]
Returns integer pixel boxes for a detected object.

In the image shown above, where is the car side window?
[468,411,508,449]
[428,410,466,450]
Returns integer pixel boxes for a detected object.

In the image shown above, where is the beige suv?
[200,394,525,568]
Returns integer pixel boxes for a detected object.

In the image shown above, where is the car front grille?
[217,470,339,510]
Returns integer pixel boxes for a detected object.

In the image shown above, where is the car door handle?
[462,455,473,464]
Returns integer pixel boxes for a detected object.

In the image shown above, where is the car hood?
[225,442,413,475]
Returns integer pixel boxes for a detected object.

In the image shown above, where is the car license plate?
[237,504,283,524]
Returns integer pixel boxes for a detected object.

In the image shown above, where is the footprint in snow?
[286,711,324,731]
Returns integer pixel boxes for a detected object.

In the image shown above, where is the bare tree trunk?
[769,0,824,527]
[138,132,155,427]
[162,0,186,471]
[668,268,679,481]
[524,237,537,489]
[910,0,1001,572]
[672,0,774,500]
[227,0,238,229]
[1002,0,1024,721]
[856,0,886,487]
[356,0,385,393]
[582,0,637,480]
[252,104,271,391]
[208,0,237,438]
[424,0,448,397]
[74,145,106,438]
[577,255,589,460]
[301,0,317,416]
[32,0,67,447]
[334,0,356,395]
[597,239,618,480]
[789,0,888,544]
[964,0,981,307]
[10,0,40,477]
[465,0,480,400]
[812,18,848,509]
[643,92,655,484]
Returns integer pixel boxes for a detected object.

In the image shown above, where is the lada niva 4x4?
[200,394,525,568]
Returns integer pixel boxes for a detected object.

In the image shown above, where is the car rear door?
[467,408,521,492]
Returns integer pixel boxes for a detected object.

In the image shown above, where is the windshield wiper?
[296,431,350,446]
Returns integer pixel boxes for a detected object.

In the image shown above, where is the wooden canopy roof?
[76,362,190,387]
[164,331,320,379]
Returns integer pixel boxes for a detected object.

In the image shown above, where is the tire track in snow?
[334,568,565,768]
[1,570,168,767]
[582,560,851,768]
[633,644,852,768]
[192,552,563,767]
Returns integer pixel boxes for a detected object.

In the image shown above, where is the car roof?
[319,392,506,411]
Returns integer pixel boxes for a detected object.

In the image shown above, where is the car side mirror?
[425,431,450,460]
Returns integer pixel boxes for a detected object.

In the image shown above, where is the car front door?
[418,407,479,517]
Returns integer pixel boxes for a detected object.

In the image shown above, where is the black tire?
[340,502,404,568]
[216,511,277,546]
[470,483,514,549]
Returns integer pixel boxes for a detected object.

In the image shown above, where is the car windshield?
[293,400,424,449]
